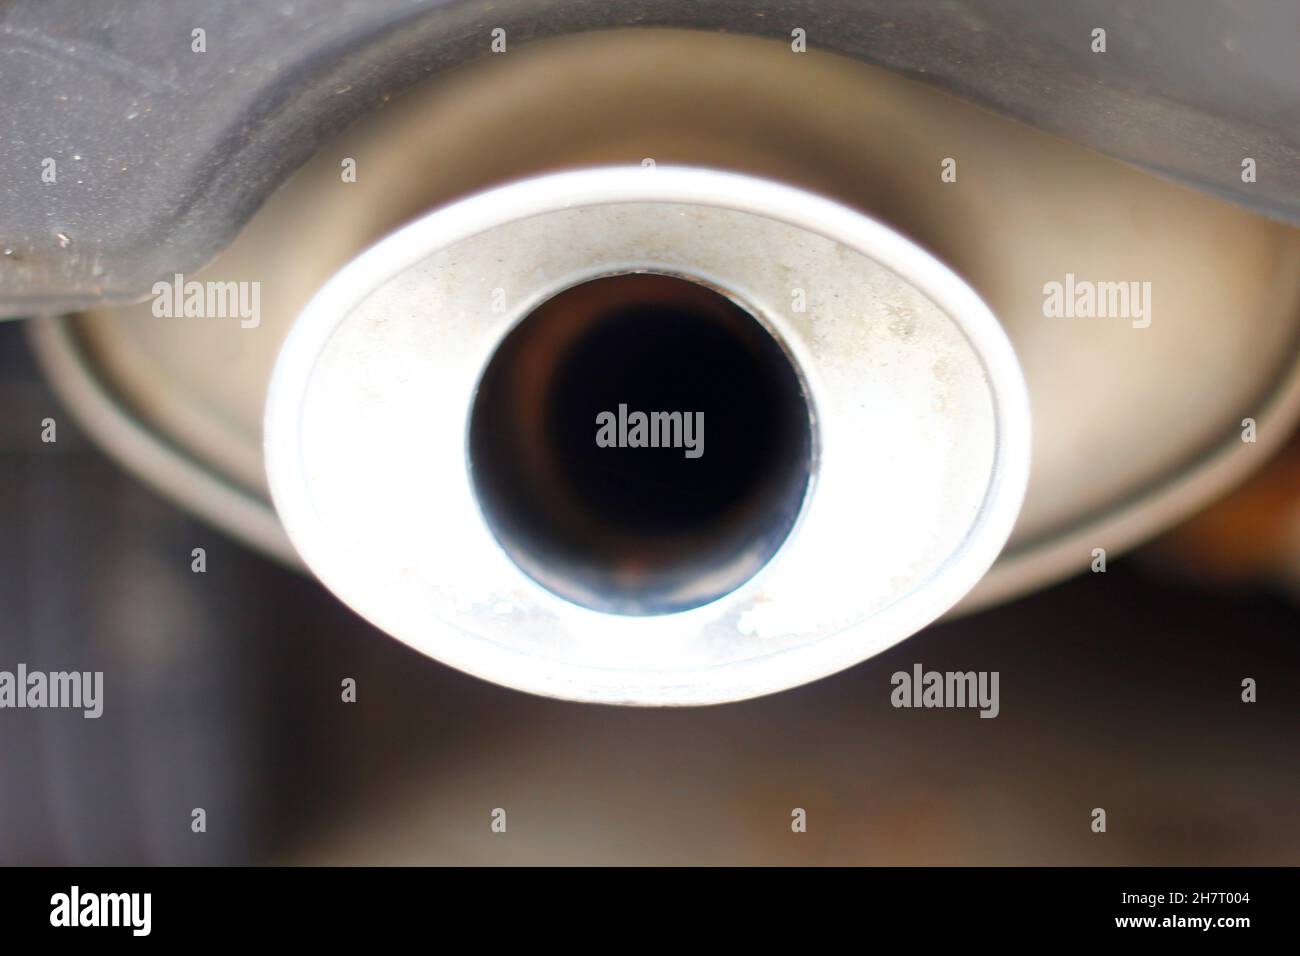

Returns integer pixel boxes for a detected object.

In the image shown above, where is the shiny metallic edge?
[262,166,1032,704]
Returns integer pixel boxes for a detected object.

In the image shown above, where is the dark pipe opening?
[468,272,814,615]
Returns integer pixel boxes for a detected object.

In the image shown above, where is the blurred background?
[2,314,1297,865]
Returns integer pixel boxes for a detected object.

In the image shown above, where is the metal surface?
[28,30,1300,614]
[263,166,1030,704]
[3,0,1299,316]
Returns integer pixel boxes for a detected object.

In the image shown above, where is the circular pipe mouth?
[468,272,815,615]
[264,165,1030,704]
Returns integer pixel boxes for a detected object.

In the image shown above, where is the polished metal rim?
[260,166,1030,704]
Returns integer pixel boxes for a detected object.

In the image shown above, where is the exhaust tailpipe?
[263,166,1031,704]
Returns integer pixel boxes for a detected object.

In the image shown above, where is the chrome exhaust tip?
[264,166,1031,704]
